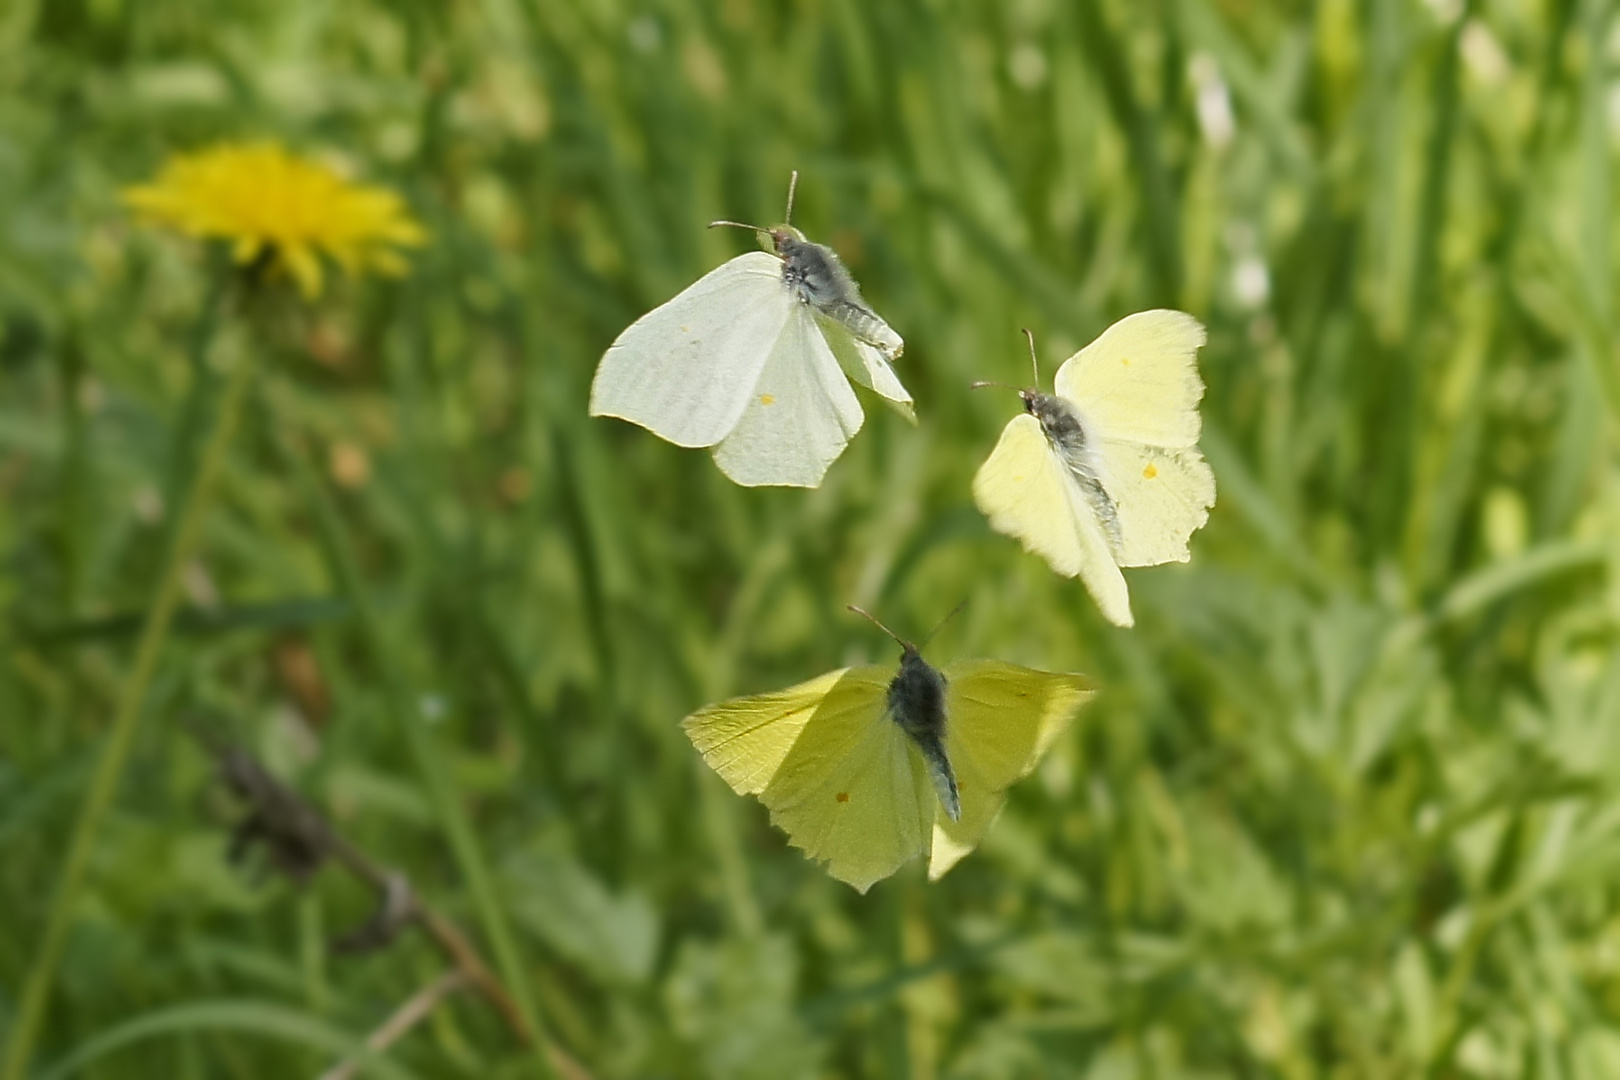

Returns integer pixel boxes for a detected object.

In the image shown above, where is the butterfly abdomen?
[886,647,962,820]
[912,730,961,821]
[822,301,904,360]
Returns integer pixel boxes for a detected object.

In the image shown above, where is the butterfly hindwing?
[931,660,1095,880]
[820,317,916,423]
[710,304,865,487]
[1097,441,1216,568]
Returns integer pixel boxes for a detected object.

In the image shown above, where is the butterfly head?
[1020,388,1058,420]
[710,169,809,258]
[766,225,808,253]
[972,330,1060,414]
[848,606,939,721]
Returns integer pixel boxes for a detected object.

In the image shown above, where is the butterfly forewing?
[972,413,1133,626]
[757,667,935,893]
[589,251,791,448]
[682,668,851,795]
[1054,309,1207,449]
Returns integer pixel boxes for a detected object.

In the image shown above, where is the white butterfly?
[589,174,913,488]
[972,312,1216,627]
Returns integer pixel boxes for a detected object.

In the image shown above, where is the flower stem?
[3,314,254,1080]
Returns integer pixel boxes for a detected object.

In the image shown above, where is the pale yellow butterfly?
[973,312,1216,628]
[589,172,912,488]
[682,607,1094,892]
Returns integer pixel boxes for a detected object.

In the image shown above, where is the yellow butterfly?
[973,312,1216,628]
[682,608,1095,892]
[588,172,912,488]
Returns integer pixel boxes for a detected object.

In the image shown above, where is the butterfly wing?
[1097,442,1216,567]
[682,668,853,795]
[972,413,1134,627]
[710,304,865,488]
[1053,309,1207,448]
[589,251,791,448]
[930,660,1095,880]
[819,317,916,424]
[1052,309,1215,571]
[757,666,935,893]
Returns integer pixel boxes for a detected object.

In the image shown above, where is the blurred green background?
[3,0,1620,1076]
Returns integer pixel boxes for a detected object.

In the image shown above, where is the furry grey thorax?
[885,644,961,822]
[1020,389,1123,548]
[770,229,898,358]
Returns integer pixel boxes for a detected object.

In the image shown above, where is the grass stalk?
[277,430,557,1079]
[3,301,252,1080]
[1074,0,1181,299]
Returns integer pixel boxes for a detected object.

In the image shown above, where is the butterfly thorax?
[887,647,946,739]
[1021,390,1086,452]
[1022,390,1124,549]
[886,645,961,821]
[773,229,903,361]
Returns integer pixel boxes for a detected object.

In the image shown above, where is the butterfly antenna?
[1022,328,1041,389]
[784,169,799,226]
[970,379,1015,391]
[920,599,969,648]
[707,219,768,234]
[847,604,908,648]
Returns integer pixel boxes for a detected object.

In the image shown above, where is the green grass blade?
[32,1000,423,1080]
[2,309,251,1080]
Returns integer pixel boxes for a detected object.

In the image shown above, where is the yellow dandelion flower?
[123,141,426,298]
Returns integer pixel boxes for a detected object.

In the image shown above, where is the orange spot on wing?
[1121,356,1131,366]
[1143,463,1159,479]
[835,792,850,803]
[760,394,776,406]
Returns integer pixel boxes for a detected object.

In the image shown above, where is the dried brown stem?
[317,969,469,1080]
[187,722,589,1076]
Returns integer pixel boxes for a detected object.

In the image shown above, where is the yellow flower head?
[123,142,426,298]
